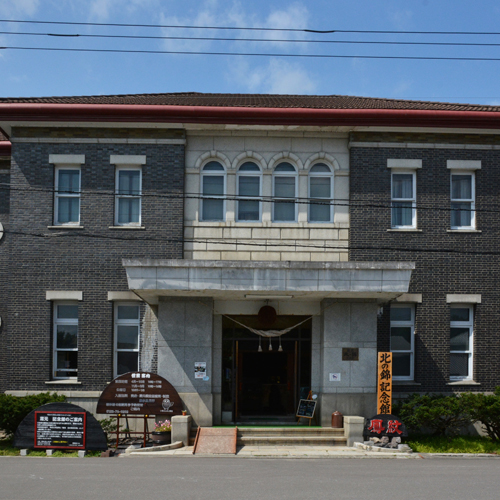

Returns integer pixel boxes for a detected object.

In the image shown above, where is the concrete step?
[238,435,347,446]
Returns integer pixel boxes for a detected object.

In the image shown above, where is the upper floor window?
[201,161,225,221]
[115,168,142,225]
[390,304,415,380]
[54,167,81,225]
[308,163,333,223]
[450,305,473,380]
[53,302,78,379]
[450,172,475,229]
[391,172,416,228]
[273,162,297,222]
[114,303,140,377]
[237,162,261,221]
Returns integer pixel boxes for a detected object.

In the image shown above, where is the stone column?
[157,297,214,427]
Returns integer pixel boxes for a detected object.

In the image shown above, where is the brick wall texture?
[349,140,500,393]
[0,169,9,392]
[2,136,184,392]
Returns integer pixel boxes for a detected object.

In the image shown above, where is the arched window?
[273,162,297,222]
[308,163,333,222]
[201,161,225,221]
[237,162,261,221]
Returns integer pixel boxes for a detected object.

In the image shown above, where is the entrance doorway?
[221,316,311,423]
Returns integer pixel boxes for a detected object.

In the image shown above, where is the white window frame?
[390,304,415,381]
[236,162,262,222]
[450,171,475,229]
[115,166,142,226]
[54,166,81,226]
[308,163,334,223]
[114,302,141,378]
[391,170,416,229]
[272,162,298,222]
[450,305,474,381]
[53,302,78,380]
[200,161,226,222]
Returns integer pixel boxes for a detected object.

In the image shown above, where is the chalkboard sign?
[35,411,86,449]
[296,399,317,419]
[96,372,183,416]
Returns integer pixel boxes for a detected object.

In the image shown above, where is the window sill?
[108,226,146,230]
[393,381,421,386]
[447,380,480,386]
[47,225,84,230]
[45,380,81,385]
[387,228,422,232]
[447,229,481,233]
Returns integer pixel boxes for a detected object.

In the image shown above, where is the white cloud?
[88,0,159,21]
[228,58,317,95]
[391,9,413,29]
[0,0,40,17]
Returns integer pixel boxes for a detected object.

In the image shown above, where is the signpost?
[34,411,86,449]
[377,352,392,414]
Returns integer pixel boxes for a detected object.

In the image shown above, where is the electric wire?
[3,46,500,62]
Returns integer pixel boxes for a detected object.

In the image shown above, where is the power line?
[0,183,497,214]
[2,19,500,36]
[4,228,497,256]
[4,30,500,48]
[3,46,500,62]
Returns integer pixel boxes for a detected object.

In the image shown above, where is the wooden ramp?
[193,427,237,455]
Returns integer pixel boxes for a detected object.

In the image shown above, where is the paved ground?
[2,454,499,500]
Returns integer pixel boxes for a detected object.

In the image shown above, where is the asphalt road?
[0,456,498,500]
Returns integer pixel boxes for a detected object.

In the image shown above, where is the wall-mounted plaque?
[35,411,86,449]
[342,348,359,361]
[96,372,183,416]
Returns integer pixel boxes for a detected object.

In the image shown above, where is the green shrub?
[462,387,500,442]
[0,393,66,437]
[394,393,473,436]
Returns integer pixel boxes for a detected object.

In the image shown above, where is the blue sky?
[1,0,500,105]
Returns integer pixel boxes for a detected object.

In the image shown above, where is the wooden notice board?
[377,352,392,414]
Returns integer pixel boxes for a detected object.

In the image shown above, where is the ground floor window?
[53,302,78,379]
[390,304,415,380]
[450,305,473,380]
[114,303,140,377]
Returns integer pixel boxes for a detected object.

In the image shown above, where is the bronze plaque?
[342,348,359,361]
[96,372,183,416]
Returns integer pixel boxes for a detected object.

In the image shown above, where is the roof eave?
[1,103,500,129]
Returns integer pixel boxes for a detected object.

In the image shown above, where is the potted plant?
[151,419,172,445]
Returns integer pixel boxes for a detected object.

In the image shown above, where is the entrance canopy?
[122,259,414,305]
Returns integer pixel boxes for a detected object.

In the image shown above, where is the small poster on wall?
[195,362,207,379]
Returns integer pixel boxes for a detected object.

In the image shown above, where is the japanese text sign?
[377,352,392,414]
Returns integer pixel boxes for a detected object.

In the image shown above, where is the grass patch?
[407,435,500,454]
[0,438,101,457]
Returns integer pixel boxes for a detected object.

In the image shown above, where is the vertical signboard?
[377,352,392,414]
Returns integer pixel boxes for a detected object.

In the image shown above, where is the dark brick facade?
[2,130,184,392]
[349,135,500,394]
[0,166,9,393]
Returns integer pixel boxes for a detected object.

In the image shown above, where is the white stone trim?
[387,159,422,169]
[46,291,83,301]
[350,141,500,150]
[194,151,231,171]
[6,389,101,396]
[447,160,481,170]
[49,154,85,165]
[231,151,267,170]
[110,154,146,165]
[446,294,481,303]
[14,138,185,145]
[267,151,303,171]
[107,291,142,301]
[304,153,341,172]
[394,293,423,303]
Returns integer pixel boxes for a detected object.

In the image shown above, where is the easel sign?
[296,399,317,425]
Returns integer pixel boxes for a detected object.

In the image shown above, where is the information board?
[296,399,317,419]
[34,411,86,449]
[96,372,183,416]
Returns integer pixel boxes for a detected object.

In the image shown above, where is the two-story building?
[0,94,499,427]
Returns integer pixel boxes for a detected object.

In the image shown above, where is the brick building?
[0,94,499,426]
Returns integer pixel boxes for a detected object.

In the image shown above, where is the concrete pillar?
[172,415,192,446]
[344,416,365,447]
